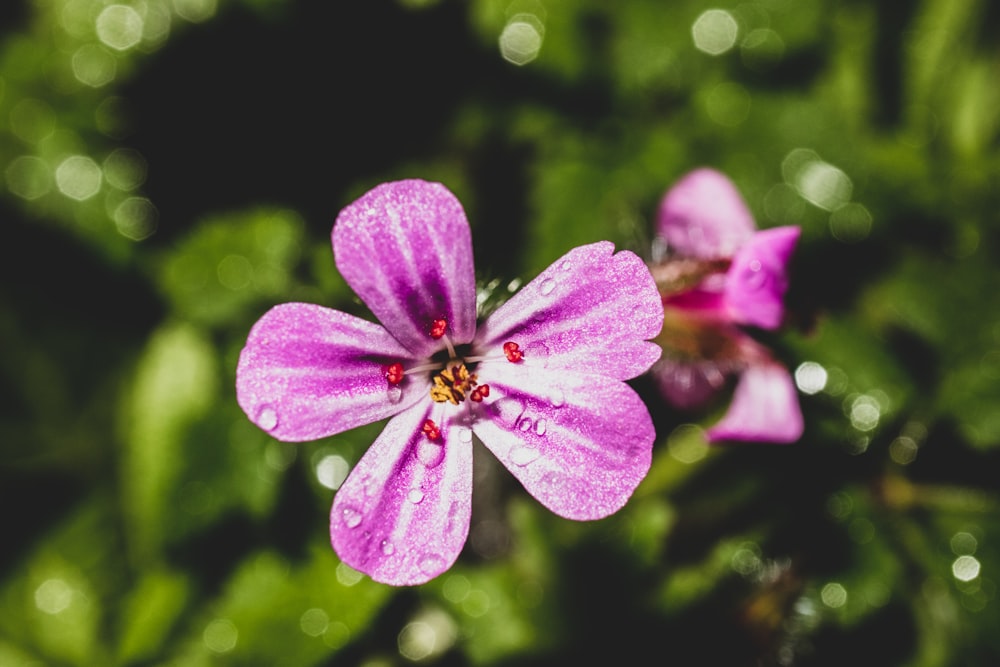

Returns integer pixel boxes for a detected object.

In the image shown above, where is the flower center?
[430,363,484,405]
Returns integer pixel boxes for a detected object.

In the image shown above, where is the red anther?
[429,319,448,339]
[471,384,490,402]
[421,419,441,441]
[503,341,523,363]
[385,362,404,385]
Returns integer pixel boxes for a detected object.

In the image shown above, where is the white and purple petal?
[724,226,800,330]
[333,180,478,358]
[475,242,662,382]
[330,403,473,586]
[472,363,654,520]
[236,303,425,442]
[706,359,803,444]
[657,168,757,260]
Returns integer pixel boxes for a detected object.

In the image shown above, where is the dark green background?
[3,0,999,664]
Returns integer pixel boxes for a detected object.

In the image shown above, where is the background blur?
[3,0,1000,664]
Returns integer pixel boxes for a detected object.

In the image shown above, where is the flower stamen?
[429,319,448,339]
[503,341,523,363]
[385,362,405,385]
[430,362,479,405]
[421,419,441,441]
[470,384,490,402]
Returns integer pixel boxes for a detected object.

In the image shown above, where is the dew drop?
[559,260,571,271]
[548,389,565,408]
[458,427,473,443]
[257,405,278,431]
[341,506,363,529]
[493,397,525,427]
[518,417,533,432]
[510,446,541,466]
[381,540,395,556]
[539,278,556,296]
[407,488,425,504]
[534,419,547,436]
[416,440,445,468]
[387,386,403,404]
[418,553,446,576]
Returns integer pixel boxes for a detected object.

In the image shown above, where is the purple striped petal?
[330,403,473,585]
[706,360,803,444]
[472,363,654,520]
[333,180,477,358]
[724,226,800,330]
[657,168,756,259]
[475,242,662,381]
[236,303,425,442]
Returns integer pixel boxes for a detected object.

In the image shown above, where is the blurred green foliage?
[2,0,1000,664]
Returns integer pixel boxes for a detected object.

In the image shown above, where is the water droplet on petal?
[407,488,425,504]
[548,388,565,408]
[341,506,362,529]
[387,386,403,404]
[559,260,571,271]
[458,427,473,443]
[416,440,445,468]
[518,417,533,432]
[524,340,550,361]
[539,278,556,296]
[418,553,446,576]
[534,419,547,436]
[257,405,278,431]
[493,397,525,427]
[381,540,395,556]
[510,446,540,466]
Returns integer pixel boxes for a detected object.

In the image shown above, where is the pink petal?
[236,303,425,442]
[333,180,477,358]
[651,356,729,410]
[657,168,756,259]
[475,242,662,381]
[472,363,654,520]
[330,403,473,585]
[706,360,803,444]
[724,226,800,330]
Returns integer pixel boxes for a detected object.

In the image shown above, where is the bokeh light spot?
[10,98,56,144]
[667,424,708,464]
[103,148,148,191]
[830,203,872,243]
[889,436,918,465]
[499,14,544,65]
[6,155,53,200]
[323,621,351,649]
[442,574,471,603]
[952,555,981,582]
[203,618,238,653]
[96,5,145,51]
[397,609,456,662]
[741,28,784,70]
[462,589,492,618]
[336,562,363,587]
[173,0,218,24]
[114,196,158,240]
[794,361,828,395]
[34,578,73,614]
[706,82,751,126]
[951,532,978,556]
[692,9,739,55]
[55,155,102,200]
[72,44,117,88]
[300,608,330,637]
[315,454,350,490]
[217,254,254,290]
[796,160,853,211]
[848,394,881,432]
[821,582,848,608]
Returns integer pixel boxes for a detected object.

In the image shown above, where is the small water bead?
[547,388,565,408]
[458,427,473,443]
[381,540,395,556]
[518,417,533,432]
[416,440,445,468]
[559,260,571,271]
[539,278,556,296]
[418,553,446,576]
[510,446,540,466]
[534,419,547,436]
[407,488,425,504]
[341,506,363,529]
[493,397,525,427]
[387,386,403,404]
[257,405,278,431]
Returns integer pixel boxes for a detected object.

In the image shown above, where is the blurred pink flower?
[237,179,663,585]
[650,168,803,444]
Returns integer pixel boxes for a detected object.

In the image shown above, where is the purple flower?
[650,168,803,444]
[236,179,663,585]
